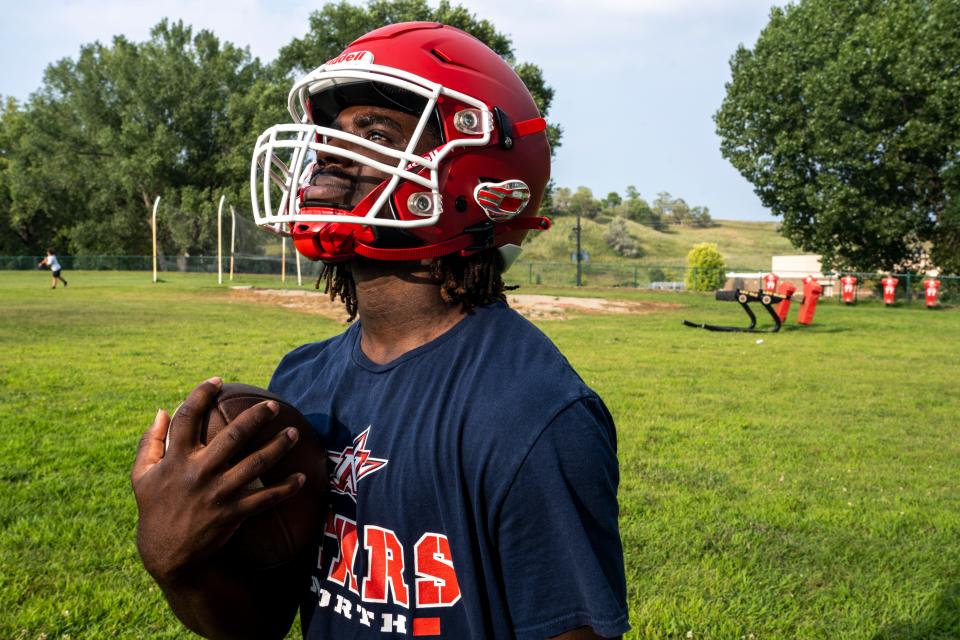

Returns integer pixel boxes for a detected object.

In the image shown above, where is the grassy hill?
[521,216,807,270]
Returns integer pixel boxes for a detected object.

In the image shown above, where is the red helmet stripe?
[513,117,547,137]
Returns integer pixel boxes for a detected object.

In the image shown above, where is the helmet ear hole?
[455,196,468,212]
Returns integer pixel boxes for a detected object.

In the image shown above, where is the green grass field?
[1,271,958,639]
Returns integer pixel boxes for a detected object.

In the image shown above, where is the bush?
[603,217,643,258]
[685,242,726,291]
[648,267,667,283]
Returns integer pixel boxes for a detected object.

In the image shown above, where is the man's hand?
[131,377,305,585]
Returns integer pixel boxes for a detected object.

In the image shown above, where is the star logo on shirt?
[328,426,388,501]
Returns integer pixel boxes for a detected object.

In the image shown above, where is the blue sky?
[0,0,785,220]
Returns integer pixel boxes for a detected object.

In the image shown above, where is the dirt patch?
[505,294,679,320]
[230,286,352,323]
[230,287,679,322]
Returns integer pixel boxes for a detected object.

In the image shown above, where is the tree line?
[0,0,559,257]
[543,186,714,260]
[550,186,713,230]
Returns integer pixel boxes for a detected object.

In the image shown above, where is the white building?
[770,255,823,279]
[725,254,831,294]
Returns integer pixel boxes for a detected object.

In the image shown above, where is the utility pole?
[568,212,583,287]
[575,212,583,287]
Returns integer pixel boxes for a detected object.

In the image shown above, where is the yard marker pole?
[296,247,302,286]
[230,206,236,281]
[217,195,224,285]
[152,196,160,283]
[281,237,287,283]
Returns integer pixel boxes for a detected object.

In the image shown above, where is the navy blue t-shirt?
[269,302,629,639]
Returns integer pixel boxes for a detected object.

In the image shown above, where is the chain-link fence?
[1,254,325,278]
[505,262,689,288]
[823,272,959,305]
[3,255,692,287]
[4,256,957,304]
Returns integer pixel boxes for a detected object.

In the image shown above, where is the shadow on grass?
[678,323,852,334]
[780,325,853,334]
[872,582,960,640]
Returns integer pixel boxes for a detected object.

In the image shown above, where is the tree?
[685,243,726,292]
[551,186,572,216]
[568,186,601,220]
[653,191,695,227]
[652,192,674,219]
[538,178,556,218]
[690,205,713,228]
[603,217,642,258]
[0,99,37,253]
[715,0,960,272]
[622,185,662,229]
[0,20,269,256]
[603,191,622,210]
[668,198,691,226]
[276,0,562,153]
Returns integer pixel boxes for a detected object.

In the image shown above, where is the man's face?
[302,105,436,209]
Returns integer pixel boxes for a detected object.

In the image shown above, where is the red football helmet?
[250,22,551,267]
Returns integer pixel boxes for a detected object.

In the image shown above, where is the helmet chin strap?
[292,217,375,262]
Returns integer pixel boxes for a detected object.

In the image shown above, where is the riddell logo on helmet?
[326,51,374,66]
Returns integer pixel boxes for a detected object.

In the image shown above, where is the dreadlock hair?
[429,249,519,310]
[317,262,358,320]
[317,249,518,322]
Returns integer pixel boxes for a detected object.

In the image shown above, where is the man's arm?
[131,378,308,639]
[496,396,630,639]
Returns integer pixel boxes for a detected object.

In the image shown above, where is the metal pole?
[281,237,287,283]
[230,206,236,281]
[296,246,302,286]
[152,196,160,283]
[576,212,582,287]
[217,195,224,285]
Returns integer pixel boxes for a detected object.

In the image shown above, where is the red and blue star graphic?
[328,426,388,501]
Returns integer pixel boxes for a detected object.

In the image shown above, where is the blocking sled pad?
[683,289,790,333]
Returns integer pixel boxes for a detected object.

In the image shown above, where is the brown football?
[169,383,328,569]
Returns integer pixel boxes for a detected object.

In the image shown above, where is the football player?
[133,22,628,639]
